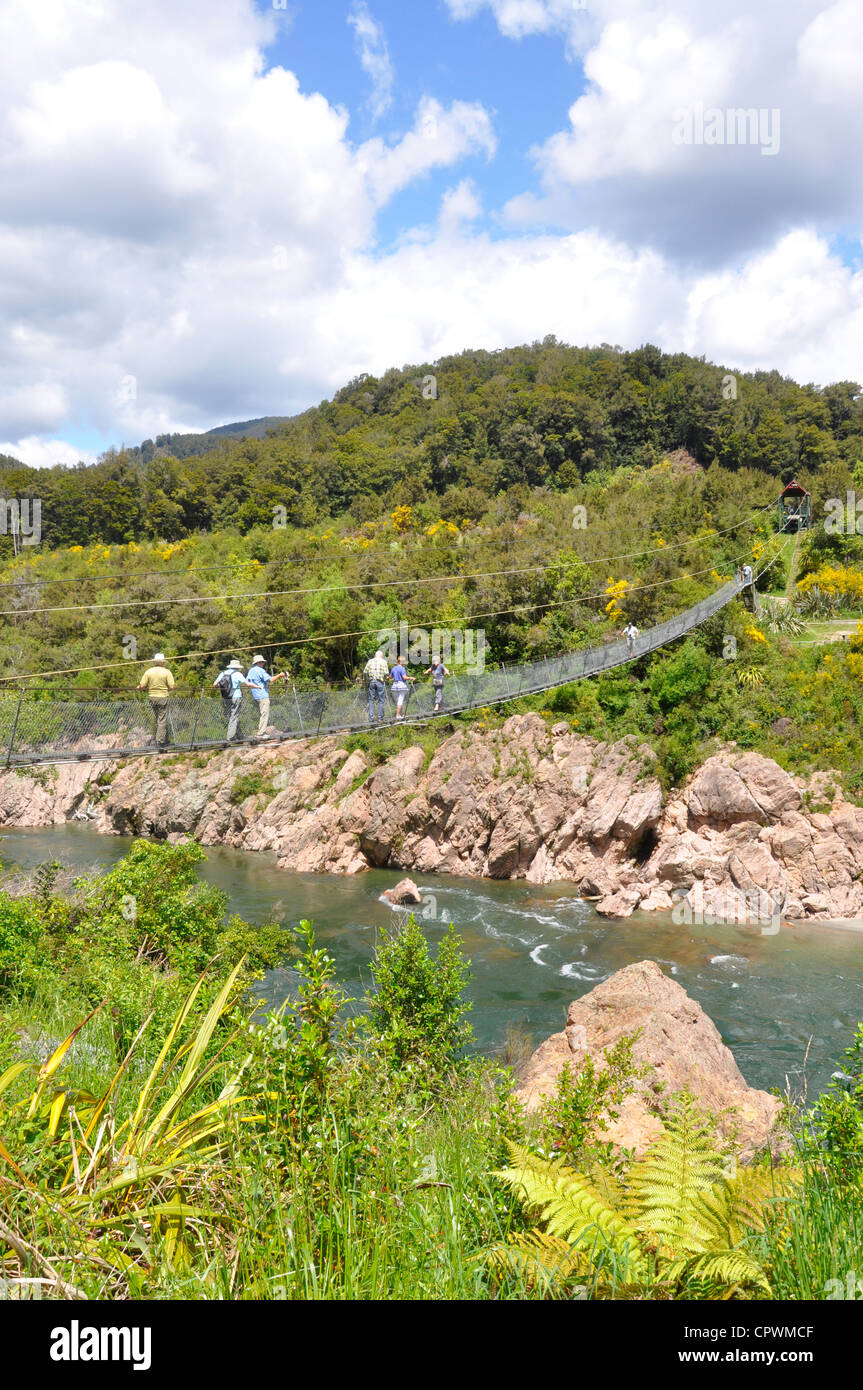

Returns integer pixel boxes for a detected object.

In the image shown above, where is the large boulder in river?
[517,960,782,1158]
[381,877,423,906]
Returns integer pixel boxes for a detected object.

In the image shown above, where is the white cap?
[228,658,243,670]
[153,653,166,662]
[252,655,265,664]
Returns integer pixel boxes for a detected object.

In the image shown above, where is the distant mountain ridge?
[123,415,293,463]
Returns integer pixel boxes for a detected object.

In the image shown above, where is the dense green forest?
[2,340,862,546]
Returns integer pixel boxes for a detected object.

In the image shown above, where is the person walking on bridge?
[213,659,251,741]
[247,655,288,738]
[623,621,639,657]
[364,648,389,724]
[137,652,174,748]
[390,657,414,720]
[424,658,451,712]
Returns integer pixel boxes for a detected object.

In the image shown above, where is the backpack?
[216,670,234,698]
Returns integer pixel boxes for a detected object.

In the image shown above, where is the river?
[2,824,861,1099]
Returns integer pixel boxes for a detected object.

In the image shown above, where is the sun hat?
[152,653,166,662]
[228,659,243,670]
[252,654,265,664]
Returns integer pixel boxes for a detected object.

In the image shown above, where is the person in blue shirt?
[212,659,252,741]
[246,655,288,738]
[389,659,414,720]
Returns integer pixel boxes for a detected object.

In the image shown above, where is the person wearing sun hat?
[137,652,174,748]
[246,654,288,738]
[212,658,252,741]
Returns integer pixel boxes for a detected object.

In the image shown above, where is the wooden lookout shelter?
[778,480,812,532]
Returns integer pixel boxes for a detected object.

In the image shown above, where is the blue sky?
[0,0,862,465]
[260,1,584,246]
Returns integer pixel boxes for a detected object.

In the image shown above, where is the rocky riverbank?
[1,712,862,922]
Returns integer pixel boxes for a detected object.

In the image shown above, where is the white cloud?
[348,2,395,122]
[797,1,863,102]
[0,383,68,438]
[438,179,483,234]
[359,98,496,206]
[445,0,593,52]
[454,0,863,261]
[2,0,863,473]
[681,230,863,376]
[0,437,96,469]
[0,0,498,447]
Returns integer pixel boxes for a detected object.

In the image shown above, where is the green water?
[2,824,862,1099]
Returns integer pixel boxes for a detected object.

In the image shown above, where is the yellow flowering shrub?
[798,566,863,604]
[390,505,413,534]
[604,577,630,621]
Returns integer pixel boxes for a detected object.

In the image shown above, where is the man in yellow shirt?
[137,653,175,747]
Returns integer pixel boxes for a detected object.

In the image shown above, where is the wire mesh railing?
[0,575,747,766]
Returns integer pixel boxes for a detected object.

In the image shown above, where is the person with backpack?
[246,655,288,738]
[213,659,251,741]
[424,658,451,712]
[137,652,174,748]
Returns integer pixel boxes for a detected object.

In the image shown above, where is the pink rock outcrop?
[0,715,860,923]
[517,960,782,1157]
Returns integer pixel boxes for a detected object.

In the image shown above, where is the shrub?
[368,915,473,1076]
[536,1032,646,1166]
[0,896,46,998]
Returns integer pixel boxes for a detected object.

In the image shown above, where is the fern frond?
[630,1093,726,1251]
[496,1143,648,1279]
[673,1249,772,1297]
[586,1159,627,1211]
[485,1228,594,1294]
[719,1166,800,1244]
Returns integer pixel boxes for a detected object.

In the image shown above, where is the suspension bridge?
[0,570,758,769]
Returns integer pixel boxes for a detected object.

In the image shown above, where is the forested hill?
[1,340,862,548]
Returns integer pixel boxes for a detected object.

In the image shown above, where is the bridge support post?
[5,688,23,767]
[189,687,204,751]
